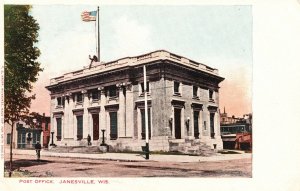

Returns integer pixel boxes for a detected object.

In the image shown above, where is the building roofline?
[46,50,224,88]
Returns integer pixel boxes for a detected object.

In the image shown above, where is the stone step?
[168,139,217,156]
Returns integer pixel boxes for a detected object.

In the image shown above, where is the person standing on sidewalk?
[35,141,42,161]
[87,134,92,146]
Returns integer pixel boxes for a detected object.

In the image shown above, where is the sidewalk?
[5,149,252,163]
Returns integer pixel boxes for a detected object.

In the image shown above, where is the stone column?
[125,83,134,137]
[50,97,56,145]
[99,87,106,139]
[199,109,203,138]
[117,84,126,137]
[171,108,175,139]
[63,96,69,139]
[137,108,141,139]
[61,115,64,142]
[206,108,211,137]
[82,90,89,140]
[214,111,220,136]
[181,108,185,139]
[67,93,75,141]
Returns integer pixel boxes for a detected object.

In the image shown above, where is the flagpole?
[97,6,100,61]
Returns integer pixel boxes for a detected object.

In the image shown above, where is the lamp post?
[100,129,109,152]
[100,129,106,146]
[50,131,55,146]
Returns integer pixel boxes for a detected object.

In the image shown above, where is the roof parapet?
[49,50,219,85]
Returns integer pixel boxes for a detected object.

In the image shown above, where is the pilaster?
[125,83,134,137]
[67,93,74,140]
[82,90,89,139]
[63,95,69,138]
[99,87,107,139]
[215,111,222,138]
[117,83,126,137]
[206,108,211,137]
[199,109,203,137]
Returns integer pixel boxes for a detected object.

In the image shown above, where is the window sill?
[139,92,151,97]
[76,102,83,105]
[192,96,200,100]
[108,96,118,101]
[55,105,64,109]
[209,99,215,103]
[173,92,182,97]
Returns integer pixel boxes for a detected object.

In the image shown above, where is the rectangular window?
[209,90,214,100]
[7,133,11,144]
[141,82,149,93]
[33,132,36,144]
[17,131,26,149]
[57,97,62,106]
[77,93,83,102]
[77,115,83,140]
[193,86,198,98]
[108,86,117,97]
[32,132,41,147]
[141,108,151,140]
[174,81,180,94]
[110,112,118,140]
[56,118,62,141]
[91,90,99,100]
[194,111,199,139]
[57,97,65,107]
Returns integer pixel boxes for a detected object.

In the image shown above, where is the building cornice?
[46,50,224,91]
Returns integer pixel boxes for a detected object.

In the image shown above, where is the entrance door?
[174,108,181,139]
[92,114,99,140]
[210,113,215,138]
[194,111,200,139]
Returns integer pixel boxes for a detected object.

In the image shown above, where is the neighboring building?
[4,123,17,149]
[220,107,241,124]
[220,109,252,150]
[4,121,42,149]
[46,50,224,152]
[4,114,51,149]
[41,116,51,148]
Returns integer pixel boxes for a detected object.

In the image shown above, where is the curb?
[11,152,154,163]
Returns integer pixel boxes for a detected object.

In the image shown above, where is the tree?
[4,5,42,177]
[22,112,45,128]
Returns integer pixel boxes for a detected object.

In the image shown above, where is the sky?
[29,4,252,117]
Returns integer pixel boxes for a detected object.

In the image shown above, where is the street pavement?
[5,149,252,163]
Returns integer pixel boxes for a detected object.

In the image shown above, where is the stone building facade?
[46,50,224,151]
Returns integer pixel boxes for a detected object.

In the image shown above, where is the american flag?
[81,11,97,22]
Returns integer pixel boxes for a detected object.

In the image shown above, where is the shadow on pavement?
[4,159,54,171]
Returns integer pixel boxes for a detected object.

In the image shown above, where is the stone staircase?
[49,146,102,154]
[169,139,217,156]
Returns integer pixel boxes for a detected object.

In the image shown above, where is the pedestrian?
[35,141,42,161]
[87,134,91,146]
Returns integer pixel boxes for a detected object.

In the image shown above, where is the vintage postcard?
[1,0,300,191]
